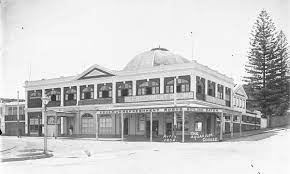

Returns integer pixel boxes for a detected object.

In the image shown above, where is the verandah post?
[219,112,223,141]
[150,112,153,142]
[239,114,242,137]
[182,110,185,143]
[121,112,124,141]
[96,113,98,141]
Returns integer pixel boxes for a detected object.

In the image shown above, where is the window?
[177,76,190,93]
[7,107,13,115]
[233,115,238,122]
[80,85,94,100]
[164,77,174,94]
[207,80,216,97]
[64,87,77,101]
[217,84,224,99]
[117,82,132,97]
[194,121,202,132]
[81,113,94,134]
[196,76,205,94]
[98,83,112,98]
[45,89,61,101]
[137,79,160,95]
[176,114,189,131]
[137,114,145,131]
[225,87,231,107]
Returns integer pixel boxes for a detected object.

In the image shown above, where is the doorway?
[124,117,129,135]
[146,120,159,138]
[166,122,173,136]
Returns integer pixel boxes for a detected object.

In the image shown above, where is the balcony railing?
[124,92,194,103]
[205,95,226,106]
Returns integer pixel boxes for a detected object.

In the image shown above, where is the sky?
[0,0,289,99]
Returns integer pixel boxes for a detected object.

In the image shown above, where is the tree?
[271,31,290,116]
[244,10,289,127]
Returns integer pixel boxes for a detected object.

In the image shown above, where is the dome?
[123,48,190,71]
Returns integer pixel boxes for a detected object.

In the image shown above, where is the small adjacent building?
[24,48,262,142]
[0,101,25,136]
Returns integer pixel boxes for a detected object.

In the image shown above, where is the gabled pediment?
[234,84,248,99]
[75,64,115,80]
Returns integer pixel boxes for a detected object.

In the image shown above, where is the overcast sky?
[0,0,289,99]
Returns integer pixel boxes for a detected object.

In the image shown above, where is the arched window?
[98,83,112,98]
[81,113,94,134]
[46,89,61,101]
[177,76,190,93]
[80,85,94,100]
[137,79,160,95]
[117,82,132,97]
[65,87,77,101]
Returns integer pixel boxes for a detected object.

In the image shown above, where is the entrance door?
[166,122,172,136]
[207,117,211,134]
[124,118,129,135]
[146,120,159,138]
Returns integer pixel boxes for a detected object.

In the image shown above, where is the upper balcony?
[123,91,194,103]
[205,95,226,106]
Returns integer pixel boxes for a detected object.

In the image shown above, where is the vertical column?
[96,114,99,140]
[239,114,242,136]
[25,89,28,134]
[219,112,223,141]
[150,112,153,142]
[230,114,234,138]
[60,87,64,106]
[94,84,98,99]
[121,112,124,141]
[61,117,64,135]
[77,86,80,105]
[160,77,164,94]
[182,110,185,143]
[112,82,116,103]
[132,80,136,96]
[205,80,208,96]
[215,83,218,98]
[191,75,196,99]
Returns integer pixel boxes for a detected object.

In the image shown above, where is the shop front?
[96,106,242,142]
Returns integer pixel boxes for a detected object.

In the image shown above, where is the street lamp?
[42,95,50,154]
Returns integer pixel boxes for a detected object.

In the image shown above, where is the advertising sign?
[190,131,219,142]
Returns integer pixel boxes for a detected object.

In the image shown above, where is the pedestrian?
[69,125,73,136]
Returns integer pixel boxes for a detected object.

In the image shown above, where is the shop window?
[80,85,94,100]
[99,116,112,134]
[98,83,112,98]
[194,121,203,132]
[176,114,189,131]
[137,114,145,131]
[81,113,94,134]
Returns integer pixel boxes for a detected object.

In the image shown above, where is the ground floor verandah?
[27,106,243,142]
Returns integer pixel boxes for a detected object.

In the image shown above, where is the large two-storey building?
[24,48,261,142]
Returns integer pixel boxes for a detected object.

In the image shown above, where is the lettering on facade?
[97,107,222,114]
[190,131,219,142]
[162,135,177,142]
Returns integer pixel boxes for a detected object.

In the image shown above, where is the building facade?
[24,48,262,142]
[0,101,25,136]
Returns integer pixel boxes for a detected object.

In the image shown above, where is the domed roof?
[123,48,190,71]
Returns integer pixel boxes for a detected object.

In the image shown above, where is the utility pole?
[190,31,194,61]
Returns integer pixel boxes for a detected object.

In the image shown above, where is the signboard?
[97,107,222,114]
[190,132,219,142]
